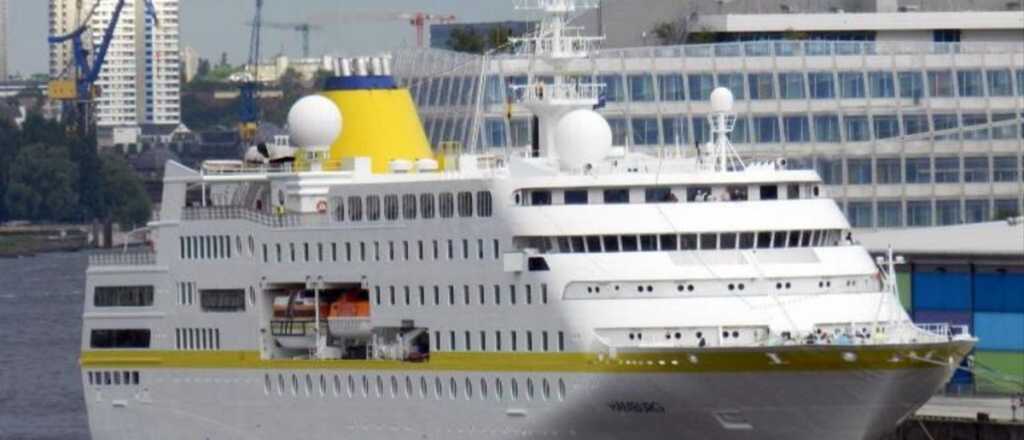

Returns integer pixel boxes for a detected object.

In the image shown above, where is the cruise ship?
[81,2,975,439]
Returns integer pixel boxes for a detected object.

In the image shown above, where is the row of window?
[817,156,1024,186]
[473,69,1024,107]
[261,238,503,265]
[94,286,154,307]
[90,329,151,349]
[431,330,566,353]
[264,372,568,403]
[179,235,234,260]
[373,284,551,307]
[332,191,493,223]
[519,230,846,254]
[483,112,1022,148]
[175,328,222,351]
[519,183,811,206]
[846,198,1022,228]
[85,371,140,387]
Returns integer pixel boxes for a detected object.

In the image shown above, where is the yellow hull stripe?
[81,342,973,374]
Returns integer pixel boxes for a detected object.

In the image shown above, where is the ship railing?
[89,250,157,267]
[609,40,1024,60]
[510,33,604,59]
[512,0,600,11]
[182,206,332,228]
[509,82,605,104]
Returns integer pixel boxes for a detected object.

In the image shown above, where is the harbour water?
[0,252,90,440]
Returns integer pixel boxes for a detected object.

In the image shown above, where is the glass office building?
[393,15,1024,230]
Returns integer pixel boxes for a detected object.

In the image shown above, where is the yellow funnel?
[321,77,433,174]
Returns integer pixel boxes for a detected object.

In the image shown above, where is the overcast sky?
[7,0,520,76]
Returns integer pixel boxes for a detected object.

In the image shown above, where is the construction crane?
[47,0,159,135]
[305,10,457,48]
[239,0,264,145]
[250,21,323,58]
[405,13,457,48]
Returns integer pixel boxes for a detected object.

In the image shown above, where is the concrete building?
[86,0,181,147]
[48,0,90,81]
[234,55,334,84]
[429,21,534,51]
[860,218,1024,395]
[0,0,7,80]
[392,1,1024,229]
[181,45,199,83]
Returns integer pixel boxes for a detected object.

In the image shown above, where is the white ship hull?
[83,342,967,440]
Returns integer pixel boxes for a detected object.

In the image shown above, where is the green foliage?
[197,58,211,79]
[448,26,487,54]
[98,153,152,228]
[0,114,151,226]
[652,21,686,46]
[4,143,80,222]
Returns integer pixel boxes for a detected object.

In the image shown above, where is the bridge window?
[603,189,630,204]
[420,194,436,219]
[564,190,588,205]
[402,194,418,220]
[200,289,246,312]
[90,329,151,349]
[439,193,455,218]
[530,191,552,206]
[94,286,154,307]
[476,191,493,217]
[347,196,363,222]
[366,196,381,221]
[384,195,400,221]
[458,192,474,217]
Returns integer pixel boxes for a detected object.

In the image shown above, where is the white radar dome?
[554,109,613,169]
[287,95,342,148]
[710,87,735,113]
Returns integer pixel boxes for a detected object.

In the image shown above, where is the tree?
[219,52,229,67]
[0,120,19,221]
[4,143,80,222]
[487,26,514,52]
[197,58,211,79]
[652,21,686,46]
[448,26,487,54]
[97,153,151,228]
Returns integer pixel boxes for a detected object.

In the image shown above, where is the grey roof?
[857,218,1024,257]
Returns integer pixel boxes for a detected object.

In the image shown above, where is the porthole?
[628,333,635,340]
[361,376,370,398]
[614,285,620,291]
[465,378,474,400]
[480,378,489,400]
[542,379,551,401]
[636,286,644,293]
[677,285,684,292]
[732,331,739,338]
[557,379,566,401]
[277,375,284,396]
[319,375,327,396]
[776,283,782,290]
[587,287,593,293]
[434,377,443,400]
[333,375,342,397]
[419,376,428,399]
[646,285,654,292]
[527,378,536,401]
[347,375,356,398]
[391,376,399,398]
[449,377,458,400]
[696,331,703,338]
[405,376,413,398]
[728,284,735,291]
[687,285,695,292]
[674,332,682,339]
[785,282,792,289]
[665,333,672,340]
[376,376,385,398]
[722,331,730,339]
[511,379,520,401]
[495,378,504,400]
[738,284,745,291]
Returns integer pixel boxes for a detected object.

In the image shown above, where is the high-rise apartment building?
[90,0,181,146]
[49,0,180,146]
[49,0,89,80]
[0,0,8,80]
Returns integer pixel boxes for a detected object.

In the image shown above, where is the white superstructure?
[80,2,975,439]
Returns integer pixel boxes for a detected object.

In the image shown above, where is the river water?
[0,252,90,439]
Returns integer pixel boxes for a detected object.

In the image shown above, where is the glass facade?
[395,39,1024,229]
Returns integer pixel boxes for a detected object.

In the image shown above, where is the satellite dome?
[710,87,735,113]
[287,95,342,148]
[554,109,612,169]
